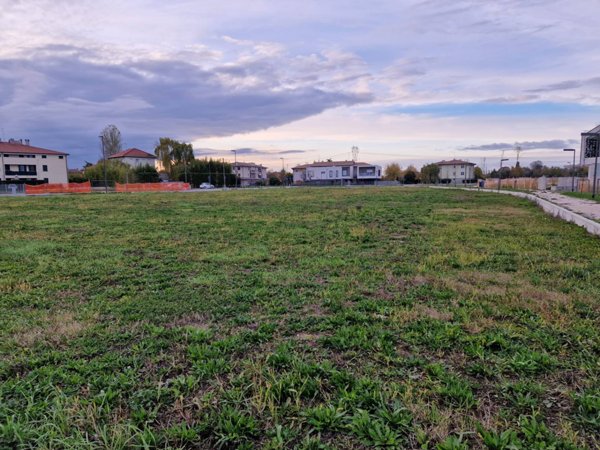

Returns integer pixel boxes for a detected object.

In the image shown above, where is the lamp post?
[99,135,107,193]
[222,158,226,188]
[498,158,509,192]
[563,148,576,192]
[231,150,237,188]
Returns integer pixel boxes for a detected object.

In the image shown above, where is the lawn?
[0,187,598,449]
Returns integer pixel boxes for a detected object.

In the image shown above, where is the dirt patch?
[167,313,211,330]
[14,311,90,347]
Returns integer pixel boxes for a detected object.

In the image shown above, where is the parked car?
[199,182,215,189]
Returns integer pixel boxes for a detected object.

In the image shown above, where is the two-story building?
[581,124,600,185]
[0,139,68,184]
[435,159,476,184]
[107,148,157,167]
[232,162,268,187]
[292,160,382,185]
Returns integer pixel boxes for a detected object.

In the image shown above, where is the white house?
[232,162,267,187]
[580,124,600,185]
[0,139,68,183]
[435,159,476,184]
[292,160,382,185]
[107,148,157,168]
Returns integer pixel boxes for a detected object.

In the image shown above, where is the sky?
[1,0,600,171]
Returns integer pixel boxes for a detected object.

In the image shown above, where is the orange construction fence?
[25,181,92,195]
[115,182,191,192]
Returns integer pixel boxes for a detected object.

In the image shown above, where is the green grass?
[563,192,600,203]
[1,187,599,449]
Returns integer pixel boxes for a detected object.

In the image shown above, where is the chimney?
[24,139,30,146]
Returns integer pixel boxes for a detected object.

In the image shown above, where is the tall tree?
[100,125,122,157]
[383,163,402,181]
[420,163,440,183]
[154,138,194,177]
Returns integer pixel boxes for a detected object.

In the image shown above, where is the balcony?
[5,170,37,176]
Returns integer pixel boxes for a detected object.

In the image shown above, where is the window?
[342,167,349,176]
[329,170,333,178]
[336,170,339,177]
[19,155,24,158]
[43,165,48,172]
[58,156,64,159]
[43,178,49,183]
[42,155,47,159]
[461,165,464,168]
[321,171,326,177]
[461,171,464,175]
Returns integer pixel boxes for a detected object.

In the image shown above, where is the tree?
[100,125,122,157]
[83,160,130,184]
[473,166,484,179]
[174,158,235,187]
[383,163,402,181]
[403,169,418,184]
[530,160,544,178]
[132,164,160,183]
[420,163,440,184]
[154,137,194,178]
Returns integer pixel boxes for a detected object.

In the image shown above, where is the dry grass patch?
[13,311,91,348]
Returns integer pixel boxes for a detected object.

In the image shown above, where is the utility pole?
[99,135,107,194]
[222,158,226,188]
[231,150,237,188]
[280,157,285,186]
[498,155,509,192]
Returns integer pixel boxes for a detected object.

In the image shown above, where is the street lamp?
[231,150,237,188]
[563,148,576,192]
[498,158,509,192]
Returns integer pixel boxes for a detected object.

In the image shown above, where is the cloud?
[195,147,307,157]
[462,139,579,151]
[0,45,372,164]
[527,77,600,93]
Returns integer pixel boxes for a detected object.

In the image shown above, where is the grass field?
[1,187,599,449]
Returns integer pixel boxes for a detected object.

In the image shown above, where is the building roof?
[434,159,475,166]
[292,160,375,169]
[108,148,156,159]
[584,124,600,134]
[0,140,68,156]
[233,162,267,168]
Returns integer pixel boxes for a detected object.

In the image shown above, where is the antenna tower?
[515,144,522,166]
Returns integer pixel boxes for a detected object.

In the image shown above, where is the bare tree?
[100,125,122,157]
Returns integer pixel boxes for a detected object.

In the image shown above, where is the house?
[107,148,157,168]
[0,139,68,184]
[232,162,268,187]
[581,124,600,185]
[292,160,382,185]
[435,159,476,184]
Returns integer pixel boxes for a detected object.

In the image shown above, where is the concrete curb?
[431,187,600,237]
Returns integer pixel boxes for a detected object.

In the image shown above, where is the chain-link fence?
[0,183,25,195]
